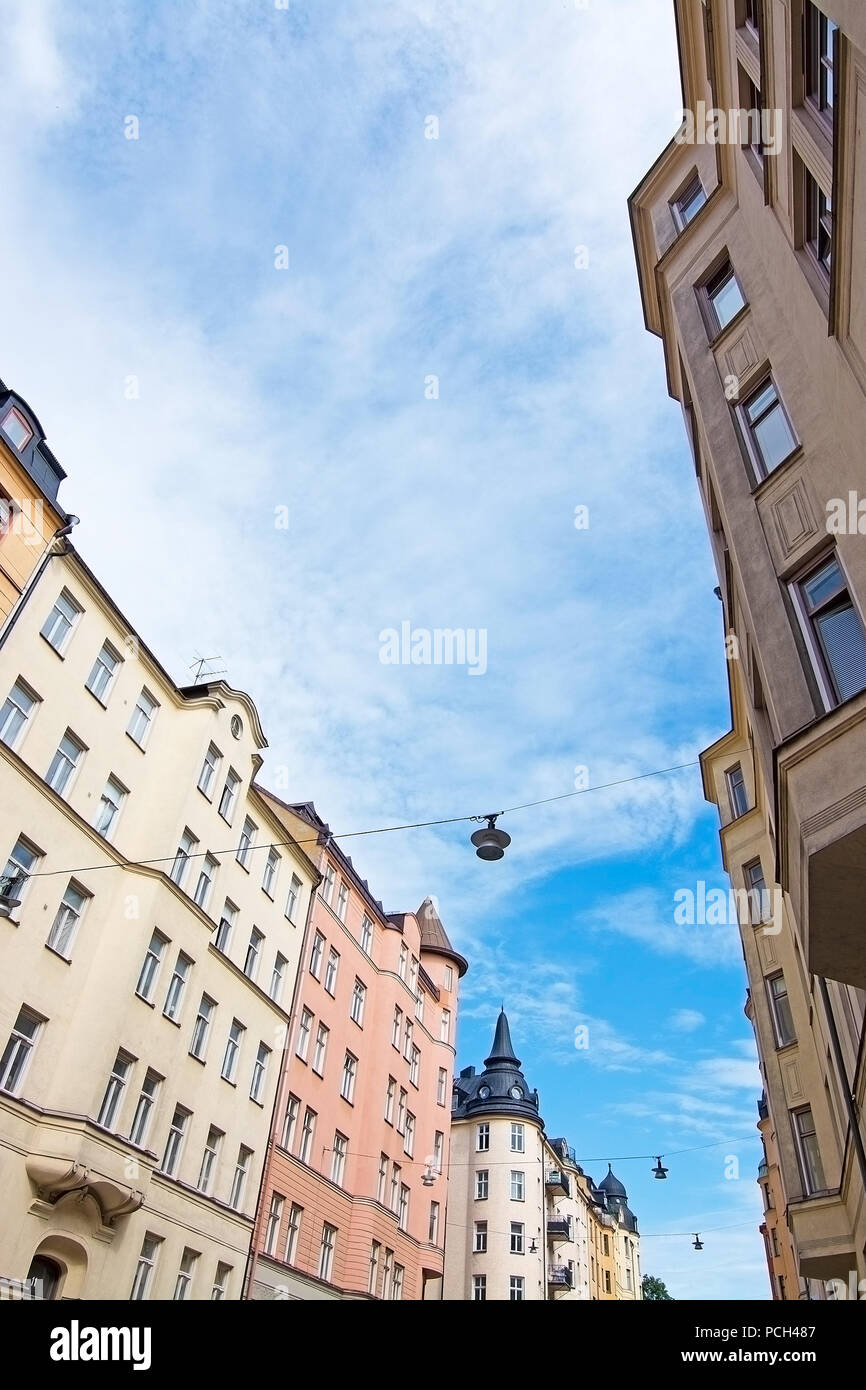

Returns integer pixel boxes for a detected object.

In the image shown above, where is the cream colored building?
[443,1011,640,1300]
[631,0,866,1294]
[0,542,317,1300]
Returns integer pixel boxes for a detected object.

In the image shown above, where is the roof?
[599,1165,628,1199]
[451,1010,541,1124]
[416,896,468,977]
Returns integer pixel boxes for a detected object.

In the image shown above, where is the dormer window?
[1,406,33,452]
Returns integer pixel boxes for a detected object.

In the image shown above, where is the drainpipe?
[817,976,866,1196]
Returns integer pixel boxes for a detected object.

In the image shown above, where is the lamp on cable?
[652,1156,669,1180]
[470,813,511,861]
[692,1233,704,1251]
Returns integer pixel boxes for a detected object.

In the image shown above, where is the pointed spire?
[484,1008,521,1070]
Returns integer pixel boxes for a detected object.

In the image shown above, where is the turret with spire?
[451,1008,541,1122]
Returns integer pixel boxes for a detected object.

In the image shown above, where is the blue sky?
[2,0,767,1297]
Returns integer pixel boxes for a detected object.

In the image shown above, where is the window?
[473,1274,487,1301]
[264,1193,284,1257]
[437,1067,448,1106]
[170,830,198,889]
[193,855,218,911]
[444,964,453,990]
[392,1264,404,1301]
[408,955,418,995]
[0,679,38,749]
[1,404,33,450]
[704,261,746,333]
[726,764,749,819]
[794,556,866,705]
[398,941,408,980]
[309,931,325,979]
[805,2,837,118]
[324,947,339,995]
[671,173,707,231]
[281,1095,300,1151]
[250,1042,270,1103]
[237,816,257,868]
[336,880,349,921]
[127,689,158,748]
[440,1009,451,1043]
[473,1219,488,1253]
[404,1112,415,1157]
[129,1069,161,1146]
[40,590,81,654]
[285,873,302,923]
[211,1262,232,1301]
[46,730,85,796]
[341,1051,357,1103]
[510,1222,524,1254]
[414,990,423,1023]
[214,897,237,953]
[510,1170,525,1201]
[332,1131,348,1186]
[130,1234,161,1301]
[509,1275,525,1301]
[360,914,373,953]
[299,1107,316,1164]
[0,1006,43,1093]
[738,377,798,480]
[744,859,772,925]
[243,927,264,981]
[409,1044,420,1087]
[285,1204,303,1264]
[218,770,241,823]
[47,881,89,957]
[476,1122,490,1152]
[390,1162,401,1212]
[198,744,222,798]
[269,952,287,1003]
[377,1153,388,1203]
[382,1249,394,1298]
[368,1241,381,1295]
[397,1087,407,1134]
[94,775,127,839]
[767,972,796,1047]
[792,1105,826,1195]
[319,1223,337,1281]
[97,1049,133,1128]
[351,977,366,1025]
[805,170,833,276]
[85,642,122,704]
[743,0,761,34]
[321,864,335,905]
[262,847,280,898]
[312,1021,329,1075]
[163,952,192,1022]
[173,1248,199,1302]
[403,1017,414,1060]
[293,1009,313,1066]
[433,1130,444,1175]
[511,1122,525,1153]
[475,1169,489,1200]
[385,1075,396,1124]
[398,1183,410,1232]
[229,1145,253,1209]
[162,1104,191,1176]
[197,1126,223,1193]
[1,835,40,907]
[392,1006,402,1048]
[428,1201,440,1244]
[221,1019,245,1082]
[605,1269,612,1294]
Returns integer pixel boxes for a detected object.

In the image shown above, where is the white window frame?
[45,729,86,797]
[221,1018,245,1082]
[198,744,222,799]
[40,589,82,655]
[85,642,122,705]
[0,678,40,750]
[127,688,158,749]
[0,1006,43,1094]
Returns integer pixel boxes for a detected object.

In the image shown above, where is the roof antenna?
[189,653,227,683]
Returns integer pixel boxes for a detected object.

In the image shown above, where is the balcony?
[547,1218,571,1243]
[758,1161,769,1181]
[787,1190,856,1280]
[776,691,866,988]
[758,1094,769,1122]
[547,1265,573,1288]
[546,1169,570,1197]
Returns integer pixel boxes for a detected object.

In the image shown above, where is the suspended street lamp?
[693,1234,704,1250]
[653,1156,669,1180]
[470,814,511,861]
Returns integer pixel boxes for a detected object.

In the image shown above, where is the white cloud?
[669,1008,706,1033]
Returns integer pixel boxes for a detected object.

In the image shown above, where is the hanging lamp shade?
[470,814,511,861]
[693,1234,704,1250]
[653,1156,669,1179]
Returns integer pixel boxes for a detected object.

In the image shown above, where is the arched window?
[27,1255,62,1301]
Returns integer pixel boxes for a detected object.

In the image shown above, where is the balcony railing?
[758,1161,769,1180]
[546,1169,570,1197]
[547,1265,573,1288]
[547,1217,570,1242]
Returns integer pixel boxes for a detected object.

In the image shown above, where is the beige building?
[631,0,866,1295]
[0,537,318,1300]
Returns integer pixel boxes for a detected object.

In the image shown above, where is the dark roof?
[451,1010,541,1124]
[599,1165,628,1199]
[416,896,468,977]
[0,379,68,512]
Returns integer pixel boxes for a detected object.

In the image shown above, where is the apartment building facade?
[0,379,71,626]
[631,0,866,1293]
[0,520,317,1299]
[443,1011,641,1300]
[247,802,465,1301]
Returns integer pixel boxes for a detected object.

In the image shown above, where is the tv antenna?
[189,653,227,684]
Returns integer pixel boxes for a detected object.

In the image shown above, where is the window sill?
[85,686,111,710]
[220,1076,237,1088]
[39,634,66,660]
[162,1014,182,1029]
[44,944,72,964]
[134,993,155,1009]
[250,1098,264,1109]
[750,445,805,496]
[707,303,750,350]
[197,787,215,803]
[189,1051,206,1066]
[125,732,148,754]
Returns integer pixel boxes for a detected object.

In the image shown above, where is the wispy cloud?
[669,1008,706,1033]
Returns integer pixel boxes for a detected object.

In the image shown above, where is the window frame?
[736,374,799,483]
[40,589,82,656]
[791,552,866,709]
[670,172,708,232]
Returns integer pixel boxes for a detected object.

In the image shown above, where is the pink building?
[246,795,467,1300]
